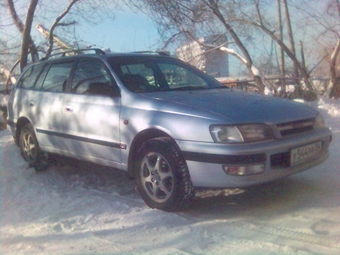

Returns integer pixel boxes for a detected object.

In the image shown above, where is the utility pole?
[300,41,306,71]
[277,0,285,95]
[282,0,301,96]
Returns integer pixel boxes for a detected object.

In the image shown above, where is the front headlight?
[210,124,275,143]
[313,113,325,129]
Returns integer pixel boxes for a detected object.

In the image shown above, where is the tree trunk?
[277,0,286,95]
[218,46,273,94]
[6,0,39,71]
[329,39,340,99]
[4,61,20,92]
[282,0,299,81]
[20,0,39,71]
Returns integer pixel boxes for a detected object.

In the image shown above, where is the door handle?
[29,101,35,107]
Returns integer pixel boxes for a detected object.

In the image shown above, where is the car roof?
[21,49,175,73]
[39,49,172,63]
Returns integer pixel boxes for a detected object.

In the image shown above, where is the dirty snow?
[1,97,340,255]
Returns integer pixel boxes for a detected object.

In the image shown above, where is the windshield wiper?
[172,86,207,91]
[214,86,230,89]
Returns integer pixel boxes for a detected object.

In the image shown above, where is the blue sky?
[1,2,161,53]
[78,10,161,53]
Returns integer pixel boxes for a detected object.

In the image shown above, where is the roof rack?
[40,48,106,61]
[132,51,170,56]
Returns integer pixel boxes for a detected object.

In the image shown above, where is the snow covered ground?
[1,97,339,255]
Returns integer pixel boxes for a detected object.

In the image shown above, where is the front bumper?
[176,128,332,188]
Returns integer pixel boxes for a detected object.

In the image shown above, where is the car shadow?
[45,154,138,198]
[43,154,339,221]
[184,170,339,220]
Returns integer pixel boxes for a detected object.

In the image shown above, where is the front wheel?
[19,123,48,172]
[134,137,194,211]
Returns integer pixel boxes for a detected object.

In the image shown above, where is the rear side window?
[40,62,74,92]
[17,64,44,89]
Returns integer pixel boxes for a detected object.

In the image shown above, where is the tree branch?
[5,0,24,32]
[6,0,39,70]
[20,0,39,70]
[46,0,80,57]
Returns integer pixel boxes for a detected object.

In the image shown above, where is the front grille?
[276,118,314,137]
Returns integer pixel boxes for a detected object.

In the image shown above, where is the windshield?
[109,56,226,93]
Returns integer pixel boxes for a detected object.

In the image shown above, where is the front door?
[61,58,122,164]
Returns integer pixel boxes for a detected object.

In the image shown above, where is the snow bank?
[0,94,8,129]
[0,94,8,107]
[317,98,340,118]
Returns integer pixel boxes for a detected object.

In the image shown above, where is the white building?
[176,34,229,78]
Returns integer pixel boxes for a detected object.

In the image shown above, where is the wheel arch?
[14,117,31,146]
[127,128,172,177]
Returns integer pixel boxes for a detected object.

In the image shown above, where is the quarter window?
[17,64,44,89]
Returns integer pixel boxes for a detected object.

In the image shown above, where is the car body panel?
[176,127,331,187]
[60,93,122,163]
[138,89,317,124]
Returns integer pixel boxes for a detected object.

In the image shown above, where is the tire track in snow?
[230,221,340,249]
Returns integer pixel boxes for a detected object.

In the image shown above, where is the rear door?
[33,61,75,150]
[61,58,122,163]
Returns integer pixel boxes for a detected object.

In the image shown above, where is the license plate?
[290,141,322,165]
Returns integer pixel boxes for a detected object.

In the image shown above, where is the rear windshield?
[109,56,225,93]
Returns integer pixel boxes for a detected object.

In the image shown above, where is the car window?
[158,63,208,90]
[41,62,74,92]
[109,56,223,93]
[34,64,49,90]
[71,59,114,95]
[17,64,44,89]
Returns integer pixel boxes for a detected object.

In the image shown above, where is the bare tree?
[44,0,79,58]
[128,0,271,93]
[4,0,119,74]
[128,0,326,97]
[6,0,39,71]
[249,10,315,93]
[203,0,268,93]
[292,0,340,99]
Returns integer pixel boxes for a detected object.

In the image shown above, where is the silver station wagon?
[7,49,332,211]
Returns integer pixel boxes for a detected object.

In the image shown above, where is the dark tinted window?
[41,62,73,92]
[71,59,114,96]
[17,64,44,89]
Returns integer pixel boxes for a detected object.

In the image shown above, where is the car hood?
[141,89,317,124]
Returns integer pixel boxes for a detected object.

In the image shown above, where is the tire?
[19,123,48,172]
[134,137,194,211]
